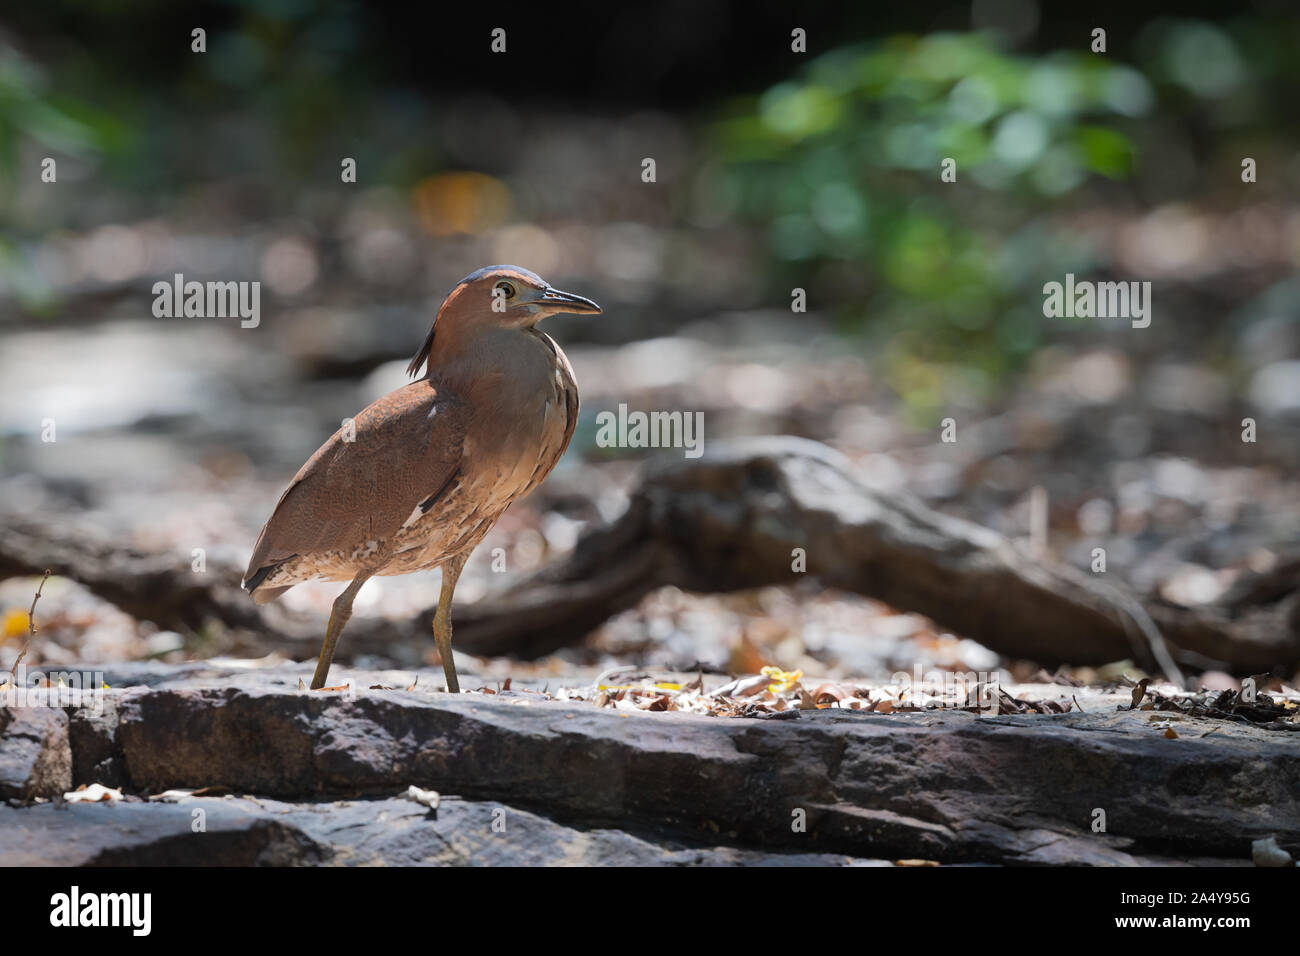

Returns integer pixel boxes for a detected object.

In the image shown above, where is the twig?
[8,570,51,684]
[1067,565,1186,690]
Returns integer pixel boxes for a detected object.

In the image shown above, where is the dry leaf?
[811,682,850,704]
[728,632,769,675]
[760,665,803,693]
[404,785,440,809]
[1,608,29,639]
[1251,836,1293,867]
[63,783,122,804]
[711,674,770,698]
[1129,678,1151,710]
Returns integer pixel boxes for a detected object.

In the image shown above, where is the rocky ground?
[2,661,1296,866]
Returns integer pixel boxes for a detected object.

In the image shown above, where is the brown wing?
[243,379,467,595]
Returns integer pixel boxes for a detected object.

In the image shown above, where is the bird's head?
[408,265,601,377]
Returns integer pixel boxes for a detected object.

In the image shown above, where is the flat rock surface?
[0,798,881,867]
[2,662,1296,866]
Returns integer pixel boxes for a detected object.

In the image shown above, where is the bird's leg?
[310,571,372,690]
[433,553,468,693]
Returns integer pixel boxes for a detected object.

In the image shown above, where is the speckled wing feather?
[545,332,580,460]
[243,379,467,599]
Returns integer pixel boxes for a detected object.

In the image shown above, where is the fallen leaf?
[811,682,852,704]
[728,631,770,675]
[63,783,122,804]
[403,785,440,809]
[760,665,803,693]
[1,608,29,640]
[1129,678,1151,710]
[711,674,770,698]
[149,789,196,803]
[1251,836,1293,867]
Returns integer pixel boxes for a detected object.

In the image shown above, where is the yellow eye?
[496,281,516,299]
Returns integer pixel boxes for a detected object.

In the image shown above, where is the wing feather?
[243,379,467,591]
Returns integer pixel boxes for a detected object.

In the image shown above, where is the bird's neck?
[429,325,554,398]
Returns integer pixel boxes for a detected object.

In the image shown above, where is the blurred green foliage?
[0,44,119,312]
[0,45,106,175]
[712,32,1158,416]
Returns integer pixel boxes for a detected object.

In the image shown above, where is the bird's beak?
[535,287,602,315]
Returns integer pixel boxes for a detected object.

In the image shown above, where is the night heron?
[243,265,599,691]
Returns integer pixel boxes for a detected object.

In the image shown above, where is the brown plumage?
[243,265,599,691]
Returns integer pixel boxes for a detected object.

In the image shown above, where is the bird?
[242,265,600,692]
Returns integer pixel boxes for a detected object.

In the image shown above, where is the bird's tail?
[249,584,292,606]
[243,560,293,605]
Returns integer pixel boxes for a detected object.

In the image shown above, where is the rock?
[107,668,1300,863]
[5,664,1297,864]
[0,796,874,867]
[0,802,331,866]
[0,704,71,800]
[68,695,127,790]
[266,795,869,866]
